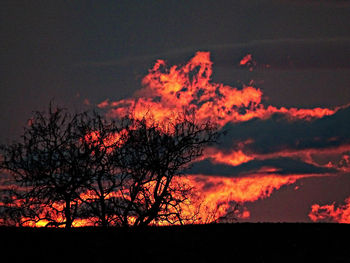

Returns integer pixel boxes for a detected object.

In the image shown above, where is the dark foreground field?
[1,223,349,263]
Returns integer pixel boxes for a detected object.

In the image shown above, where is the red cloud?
[101,52,338,126]
[309,197,350,223]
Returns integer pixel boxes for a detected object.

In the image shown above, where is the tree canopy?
[0,104,220,228]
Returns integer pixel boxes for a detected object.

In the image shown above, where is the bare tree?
[76,112,125,227]
[0,104,96,228]
[112,113,220,226]
[0,105,220,228]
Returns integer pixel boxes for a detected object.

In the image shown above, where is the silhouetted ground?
[1,223,349,262]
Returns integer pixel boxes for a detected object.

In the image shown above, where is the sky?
[1,0,350,223]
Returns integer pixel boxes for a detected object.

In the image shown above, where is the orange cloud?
[240,54,253,66]
[203,146,254,166]
[186,174,302,203]
[92,52,345,223]
[177,173,315,223]
[309,197,350,223]
[97,99,109,109]
[102,52,337,126]
[6,51,345,227]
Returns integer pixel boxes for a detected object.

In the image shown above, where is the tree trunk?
[100,195,107,227]
[65,198,72,229]
[97,175,108,227]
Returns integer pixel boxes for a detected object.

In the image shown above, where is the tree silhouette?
[0,104,98,228]
[76,112,125,227]
[0,105,220,227]
[112,113,219,226]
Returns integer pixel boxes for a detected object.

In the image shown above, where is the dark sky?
[2,0,350,139]
[1,0,350,222]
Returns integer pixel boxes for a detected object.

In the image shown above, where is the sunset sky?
[1,0,350,223]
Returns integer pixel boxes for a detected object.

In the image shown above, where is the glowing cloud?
[240,54,253,66]
[3,52,345,227]
[309,197,350,223]
[179,174,309,222]
[186,174,300,203]
[92,52,344,223]
[102,52,337,126]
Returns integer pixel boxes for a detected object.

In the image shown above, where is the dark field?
[1,223,349,263]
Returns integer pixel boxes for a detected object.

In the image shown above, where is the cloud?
[173,173,304,222]
[91,51,349,222]
[100,51,338,131]
[309,197,350,223]
[188,157,337,177]
[183,173,301,204]
[96,51,349,181]
[208,106,350,175]
[219,105,350,155]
